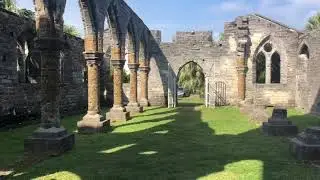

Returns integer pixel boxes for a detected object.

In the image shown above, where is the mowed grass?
[1,96,320,180]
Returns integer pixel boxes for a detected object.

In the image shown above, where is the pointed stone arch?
[299,43,310,60]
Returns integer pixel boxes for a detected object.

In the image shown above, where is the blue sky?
[16,0,320,42]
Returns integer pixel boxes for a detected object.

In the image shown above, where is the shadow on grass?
[3,101,320,179]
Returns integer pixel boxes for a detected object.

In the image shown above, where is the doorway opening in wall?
[176,61,205,107]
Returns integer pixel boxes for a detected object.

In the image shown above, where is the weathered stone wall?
[296,30,320,114]
[147,14,320,110]
[0,9,87,124]
[243,14,299,107]
[148,28,239,106]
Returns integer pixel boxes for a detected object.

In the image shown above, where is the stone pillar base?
[126,103,143,116]
[109,107,130,122]
[140,99,149,107]
[24,127,74,156]
[77,113,110,134]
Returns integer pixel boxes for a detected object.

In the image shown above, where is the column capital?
[139,65,150,72]
[128,63,139,70]
[84,52,104,66]
[111,59,125,69]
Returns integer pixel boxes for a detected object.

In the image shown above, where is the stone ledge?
[290,137,320,160]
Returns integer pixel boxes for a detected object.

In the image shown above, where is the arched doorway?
[168,61,205,107]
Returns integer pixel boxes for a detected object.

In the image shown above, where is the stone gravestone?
[290,127,320,160]
[262,108,298,136]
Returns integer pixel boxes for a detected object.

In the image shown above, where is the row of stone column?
[77,47,150,133]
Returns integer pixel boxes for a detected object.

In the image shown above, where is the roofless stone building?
[0,0,320,155]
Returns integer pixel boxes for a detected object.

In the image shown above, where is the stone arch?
[176,61,205,104]
[138,29,150,67]
[177,60,204,78]
[126,19,138,64]
[299,43,310,59]
[79,0,106,53]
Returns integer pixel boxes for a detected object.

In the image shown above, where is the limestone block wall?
[148,30,239,106]
[296,30,320,114]
[0,9,87,123]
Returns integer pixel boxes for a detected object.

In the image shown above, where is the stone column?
[126,63,143,115]
[24,0,74,155]
[236,54,246,101]
[77,52,110,134]
[139,65,150,107]
[109,47,129,122]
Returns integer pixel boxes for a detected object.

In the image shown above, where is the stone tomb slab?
[262,108,298,136]
[290,127,320,160]
[24,127,74,156]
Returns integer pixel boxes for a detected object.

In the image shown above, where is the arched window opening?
[59,52,65,83]
[299,44,309,59]
[16,41,28,83]
[2,54,7,62]
[256,52,266,84]
[271,52,281,83]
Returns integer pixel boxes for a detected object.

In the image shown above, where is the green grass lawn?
[1,97,320,180]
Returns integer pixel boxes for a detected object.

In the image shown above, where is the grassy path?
[1,97,320,179]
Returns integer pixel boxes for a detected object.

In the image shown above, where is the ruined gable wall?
[297,30,320,114]
[245,15,299,107]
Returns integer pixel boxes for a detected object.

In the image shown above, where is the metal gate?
[214,81,227,106]
[205,80,227,107]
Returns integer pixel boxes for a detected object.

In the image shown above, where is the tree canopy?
[178,61,204,96]
[64,25,81,37]
[306,12,320,31]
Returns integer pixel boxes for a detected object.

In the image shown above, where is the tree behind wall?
[64,25,81,37]
[306,12,320,31]
[3,0,17,12]
[178,62,204,96]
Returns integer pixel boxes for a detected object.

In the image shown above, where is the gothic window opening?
[299,44,309,59]
[271,52,281,83]
[2,54,6,62]
[59,52,65,83]
[254,39,283,84]
[16,41,29,83]
[256,52,266,84]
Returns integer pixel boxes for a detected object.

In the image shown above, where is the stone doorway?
[168,61,205,108]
